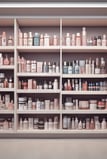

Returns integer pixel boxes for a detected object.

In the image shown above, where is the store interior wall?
[0,139,107,159]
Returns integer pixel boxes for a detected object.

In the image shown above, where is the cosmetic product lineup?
[0,94,14,110]
[64,27,107,46]
[19,116,59,130]
[63,79,107,91]
[62,116,107,130]
[64,97,107,110]
[0,73,14,88]
[18,78,59,90]
[0,53,14,66]
[63,57,106,74]
[0,32,13,46]
[0,118,14,130]
[18,97,59,110]
[19,30,59,46]
[18,56,60,73]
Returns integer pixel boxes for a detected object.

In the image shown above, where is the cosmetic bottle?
[53,79,58,90]
[90,118,95,129]
[71,118,75,129]
[3,54,10,65]
[75,60,79,74]
[28,97,32,110]
[75,79,79,91]
[28,118,33,129]
[33,32,40,46]
[40,34,44,46]
[71,34,76,46]
[23,32,28,46]
[97,36,102,46]
[82,27,87,46]
[94,116,100,129]
[44,33,50,46]
[28,32,33,46]
[8,77,13,88]
[95,58,100,74]
[85,59,89,74]
[36,98,41,110]
[8,35,13,46]
[26,60,31,72]
[63,116,68,129]
[56,62,60,73]
[76,33,81,46]
[4,78,8,88]
[23,118,28,129]
[101,118,106,129]
[72,60,75,74]
[48,81,52,89]
[75,117,78,129]
[52,62,56,73]
[10,57,14,65]
[2,32,6,46]
[43,61,48,73]
[31,60,37,73]
[102,34,107,46]
[43,81,48,89]
[53,35,58,46]
[65,33,71,46]
[0,53,3,66]
[20,118,23,129]
[48,62,52,73]
[68,62,72,74]
[67,79,72,90]
[93,36,97,46]
[63,61,68,74]
[88,58,92,74]
[78,120,82,130]
[19,31,23,46]
[54,116,59,129]
[100,57,106,74]
[48,118,53,130]
[91,60,95,74]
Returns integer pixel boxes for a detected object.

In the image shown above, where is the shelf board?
[62,90,107,95]
[0,88,15,92]
[62,110,107,114]
[17,110,60,114]
[0,46,14,52]
[17,46,60,52]
[0,65,14,70]
[62,46,107,52]
[0,110,14,114]
[17,89,60,94]
[17,72,61,77]
[62,74,107,78]
[0,130,14,134]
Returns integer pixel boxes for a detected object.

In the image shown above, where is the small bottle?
[85,59,89,74]
[53,79,58,90]
[48,81,52,89]
[26,60,31,72]
[65,33,71,46]
[67,79,72,90]
[75,117,78,129]
[63,61,68,74]
[75,79,79,91]
[0,53,3,66]
[23,32,28,46]
[68,62,72,74]
[101,118,106,129]
[44,33,50,46]
[8,77,13,88]
[43,81,48,89]
[90,118,95,129]
[102,34,106,46]
[28,32,33,46]
[53,35,58,46]
[2,32,6,46]
[91,60,95,74]
[43,61,48,73]
[88,58,92,74]
[3,55,10,65]
[78,120,82,130]
[56,62,60,73]
[100,57,106,74]
[33,33,40,46]
[63,116,68,129]
[4,78,8,88]
[28,97,32,110]
[71,118,75,129]
[19,118,23,130]
[23,118,28,129]
[19,31,23,46]
[36,98,41,110]
[95,58,100,74]
[76,33,81,46]
[31,60,36,73]
[97,36,102,46]
[71,34,76,46]
[8,35,13,46]
[75,60,79,74]
[40,34,44,46]
[82,27,87,46]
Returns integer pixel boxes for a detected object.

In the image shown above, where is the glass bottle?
[100,57,106,74]
[33,32,40,46]
[68,62,72,74]
[63,61,68,74]
[75,60,79,74]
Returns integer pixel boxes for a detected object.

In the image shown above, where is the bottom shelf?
[0,129,107,138]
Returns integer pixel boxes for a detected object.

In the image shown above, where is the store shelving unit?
[1,17,107,138]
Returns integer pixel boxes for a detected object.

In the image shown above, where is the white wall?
[0,139,107,159]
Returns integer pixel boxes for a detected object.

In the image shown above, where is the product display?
[0,18,107,136]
